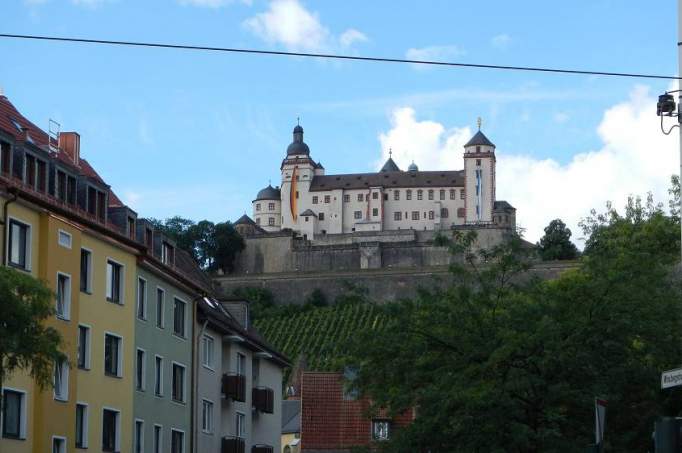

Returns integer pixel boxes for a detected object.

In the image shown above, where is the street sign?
[661,368,682,389]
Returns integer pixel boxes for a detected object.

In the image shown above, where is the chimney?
[59,132,80,166]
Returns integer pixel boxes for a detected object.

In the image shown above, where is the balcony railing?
[222,436,245,453]
[222,373,246,402]
[252,387,274,413]
[252,445,274,453]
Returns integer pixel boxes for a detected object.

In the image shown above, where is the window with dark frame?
[318,213,324,221]
[102,409,118,452]
[75,403,87,448]
[80,249,91,293]
[155,356,163,396]
[2,390,23,439]
[78,325,90,369]
[172,363,185,403]
[0,141,10,175]
[171,430,184,453]
[156,288,165,328]
[173,298,186,337]
[137,278,147,320]
[136,349,145,391]
[37,160,46,192]
[8,219,29,269]
[135,420,144,453]
[106,260,122,304]
[104,334,121,377]
[312,196,318,204]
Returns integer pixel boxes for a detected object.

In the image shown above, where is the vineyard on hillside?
[254,303,386,373]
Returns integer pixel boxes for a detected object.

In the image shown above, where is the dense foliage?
[341,190,681,452]
[150,216,244,272]
[537,218,579,260]
[0,267,66,392]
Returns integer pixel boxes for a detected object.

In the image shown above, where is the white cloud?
[405,45,466,69]
[339,28,368,48]
[375,86,678,246]
[376,107,471,172]
[178,0,251,8]
[491,33,511,49]
[244,0,366,52]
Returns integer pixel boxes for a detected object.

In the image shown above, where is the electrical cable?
[0,33,679,80]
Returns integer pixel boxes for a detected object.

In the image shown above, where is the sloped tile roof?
[309,170,464,191]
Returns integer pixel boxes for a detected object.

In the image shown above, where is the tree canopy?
[0,267,65,392]
[342,189,682,452]
[149,216,244,272]
[537,218,579,261]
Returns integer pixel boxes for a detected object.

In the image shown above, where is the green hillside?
[254,303,386,372]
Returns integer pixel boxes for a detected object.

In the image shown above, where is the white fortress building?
[249,123,516,239]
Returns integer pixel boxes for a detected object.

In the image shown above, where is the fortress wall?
[214,262,578,306]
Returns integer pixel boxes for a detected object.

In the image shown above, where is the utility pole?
[678,0,682,263]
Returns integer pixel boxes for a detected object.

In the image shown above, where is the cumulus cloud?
[375,86,678,245]
[376,107,471,171]
[491,33,511,49]
[244,0,367,52]
[339,28,368,48]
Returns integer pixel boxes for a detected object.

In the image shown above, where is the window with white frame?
[428,190,434,200]
[154,356,163,396]
[171,429,184,453]
[202,335,214,369]
[394,212,402,221]
[394,190,400,200]
[137,277,147,320]
[156,288,165,328]
[102,408,120,453]
[172,363,186,403]
[236,412,245,439]
[412,211,419,220]
[76,403,88,448]
[52,436,66,453]
[8,219,30,270]
[106,260,123,304]
[450,189,456,200]
[268,217,275,226]
[135,419,144,453]
[417,190,423,200]
[236,352,246,376]
[343,194,350,202]
[406,189,412,200]
[80,249,92,293]
[136,349,146,391]
[2,388,26,439]
[54,358,68,401]
[440,189,445,200]
[77,325,91,369]
[356,193,363,202]
[153,425,162,453]
[58,229,72,249]
[201,400,214,433]
[56,273,71,320]
[268,202,275,210]
[353,211,362,220]
[173,298,186,337]
[161,242,174,266]
[312,196,318,204]
[104,333,122,378]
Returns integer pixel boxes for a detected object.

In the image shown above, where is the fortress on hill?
[215,121,529,304]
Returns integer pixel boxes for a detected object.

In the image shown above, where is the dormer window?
[56,170,67,201]
[1,141,10,175]
[127,217,135,240]
[161,242,174,266]
[145,228,153,249]
[25,154,36,189]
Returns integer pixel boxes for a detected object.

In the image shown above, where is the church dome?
[287,124,310,156]
[255,184,281,201]
[408,161,418,172]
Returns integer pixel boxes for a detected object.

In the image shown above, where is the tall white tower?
[463,121,496,224]
[280,124,316,230]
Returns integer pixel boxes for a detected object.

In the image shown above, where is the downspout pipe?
[192,294,209,453]
[1,191,18,266]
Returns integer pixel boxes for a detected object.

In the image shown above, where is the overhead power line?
[0,33,679,80]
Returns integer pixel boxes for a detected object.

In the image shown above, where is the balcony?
[252,445,274,453]
[222,436,245,453]
[222,373,246,402]
[252,387,274,413]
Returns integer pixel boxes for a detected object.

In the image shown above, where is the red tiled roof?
[0,95,124,208]
[300,372,414,450]
[0,95,50,148]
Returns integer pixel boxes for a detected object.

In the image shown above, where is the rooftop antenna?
[477,117,482,131]
[297,116,300,126]
[48,119,60,153]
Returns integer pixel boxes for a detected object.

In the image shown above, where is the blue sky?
[1,0,679,242]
